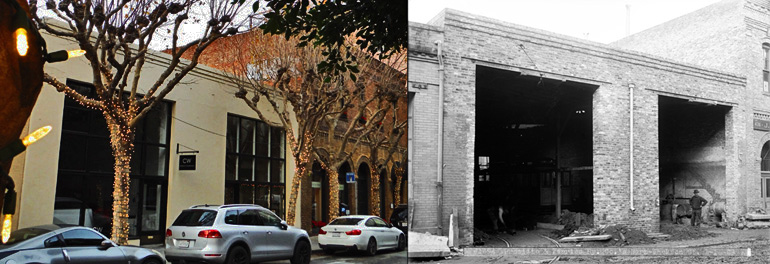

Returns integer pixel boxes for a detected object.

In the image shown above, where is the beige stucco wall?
[14,28,300,232]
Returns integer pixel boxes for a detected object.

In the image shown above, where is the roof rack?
[219,204,264,209]
[190,204,221,208]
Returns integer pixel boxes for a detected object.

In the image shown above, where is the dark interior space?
[474,66,596,233]
[659,96,729,222]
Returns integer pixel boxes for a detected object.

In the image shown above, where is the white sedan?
[317,215,406,256]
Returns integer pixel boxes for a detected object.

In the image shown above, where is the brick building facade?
[408,2,758,246]
[171,30,408,233]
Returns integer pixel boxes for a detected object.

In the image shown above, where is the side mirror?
[99,239,113,250]
[280,220,288,230]
[387,223,393,228]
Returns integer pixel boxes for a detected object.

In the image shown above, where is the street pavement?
[263,249,407,264]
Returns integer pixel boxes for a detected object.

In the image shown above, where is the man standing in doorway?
[690,190,708,227]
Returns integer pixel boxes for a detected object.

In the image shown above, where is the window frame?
[225,114,287,218]
[762,42,770,95]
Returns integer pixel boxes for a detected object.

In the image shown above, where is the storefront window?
[54,79,170,241]
[225,114,286,218]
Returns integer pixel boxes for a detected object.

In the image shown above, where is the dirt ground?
[411,224,770,264]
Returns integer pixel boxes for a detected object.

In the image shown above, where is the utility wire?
[172,116,226,137]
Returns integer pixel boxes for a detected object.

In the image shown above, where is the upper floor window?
[763,43,770,93]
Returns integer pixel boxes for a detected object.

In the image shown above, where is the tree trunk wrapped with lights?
[370,166,381,217]
[106,114,134,245]
[393,161,405,206]
[31,0,248,244]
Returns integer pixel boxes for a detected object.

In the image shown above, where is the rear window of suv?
[172,210,217,226]
[328,218,363,226]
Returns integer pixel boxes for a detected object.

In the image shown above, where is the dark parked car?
[389,204,408,235]
[0,225,163,264]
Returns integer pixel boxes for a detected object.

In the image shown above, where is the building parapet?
[431,9,746,87]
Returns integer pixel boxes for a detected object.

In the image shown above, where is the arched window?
[761,141,770,205]
[763,43,770,93]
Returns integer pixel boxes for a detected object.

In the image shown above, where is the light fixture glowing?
[14,28,28,56]
[22,126,52,147]
[1,214,11,244]
[45,50,86,63]
[67,49,86,59]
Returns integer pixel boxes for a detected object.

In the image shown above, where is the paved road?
[263,249,407,264]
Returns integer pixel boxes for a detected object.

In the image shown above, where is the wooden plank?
[745,213,770,220]
[558,234,612,243]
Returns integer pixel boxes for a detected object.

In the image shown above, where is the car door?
[257,209,294,258]
[363,218,382,247]
[235,209,264,259]
[372,217,397,248]
[42,234,68,264]
[60,229,126,264]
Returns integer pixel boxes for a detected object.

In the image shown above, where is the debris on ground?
[549,224,653,247]
[408,231,451,258]
[473,228,490,246]
[546,210,594,239]
[659,222,717,241]
[749,207,766,214]
[600,225,654,247]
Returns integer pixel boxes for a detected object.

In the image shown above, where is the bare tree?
[227,30,404,225]
[30,0,248,244]
[313,51,406,220]
[364,74,407,217]
[228,31,347,226]
[392,150,407,207]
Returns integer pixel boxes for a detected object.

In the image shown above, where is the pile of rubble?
[601,225,653,246]
[659,222,716,241]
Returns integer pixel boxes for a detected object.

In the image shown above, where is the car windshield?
[172,209,217,226]
[328,218,363,226]
[0,227,51,248]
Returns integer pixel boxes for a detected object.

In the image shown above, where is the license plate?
[332,232,340,237]
[178,240,190,248]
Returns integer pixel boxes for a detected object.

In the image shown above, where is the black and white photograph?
[408,0,770,263]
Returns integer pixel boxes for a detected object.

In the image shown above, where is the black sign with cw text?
[179,155,196,170]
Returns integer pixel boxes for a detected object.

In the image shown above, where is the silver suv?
[165,204,311,264]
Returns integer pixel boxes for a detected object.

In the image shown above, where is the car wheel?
[225,246,250,264]
[323,248,336,255]
[397,234,406,251]
[290,240,311,264]
[365,237,377,256]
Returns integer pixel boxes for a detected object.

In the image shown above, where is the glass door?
[137,180,167,245]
